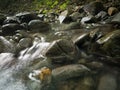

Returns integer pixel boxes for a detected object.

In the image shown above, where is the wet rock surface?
[0,1,120,90]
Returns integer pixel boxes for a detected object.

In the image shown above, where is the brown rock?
[108,7,119,16]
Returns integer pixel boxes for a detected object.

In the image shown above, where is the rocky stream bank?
[0,0,120,90]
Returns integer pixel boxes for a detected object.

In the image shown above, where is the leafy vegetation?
[33,0,70,13]
[0,0,70,13]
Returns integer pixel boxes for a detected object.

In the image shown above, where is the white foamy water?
[0,53,28,90]
[0,37,50,90]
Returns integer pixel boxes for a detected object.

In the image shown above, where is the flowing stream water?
[0,36,51,90]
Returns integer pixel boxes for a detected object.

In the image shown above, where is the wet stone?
[111,12,120,23]
[97,30,120,57]
[18,37,32,49]
[44,39,79,64]
[73,33,89,48]
[59,10,73,24]
[52,64,90,81]
[1,24,23,35]
[64,22,81,30]
[89,28,103,41]
[95,11,108,21]
[3,16,20,24]
[15,12,39,23]
[28,19,51,33]
[83,1,105,15]
[81,15,97,24]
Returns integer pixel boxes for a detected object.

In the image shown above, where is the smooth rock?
[108,7,119,16]
[64,22,81,30]
[97,30,120,57]
[59,10,73,23]
[37,14,44,21]
[81,15,97,24]
[95,11,108,21]
[15,12,39,23]
[18,38,32,49]
[28,19,51,33]
[86,61,104,70]
[1,24,23,35]
[3,16,20,24]
[111,12,120,23]
[43,39,79,64]
[83,1,104,15]
[89,28,103,41]
[52,64,90,81]
[73,33,89,47]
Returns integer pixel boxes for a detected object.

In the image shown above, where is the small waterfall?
[18,37,50,67]
[0,36,51,90]
[0,53,28,90]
